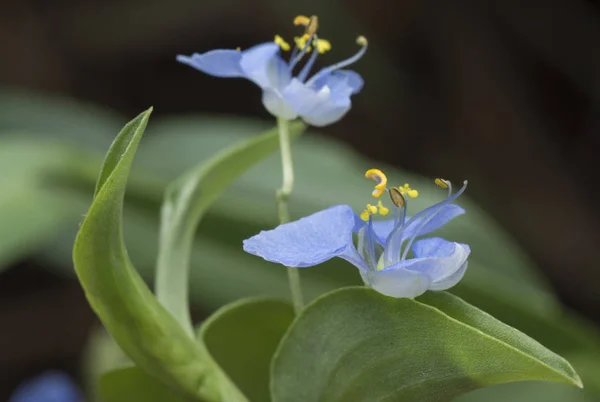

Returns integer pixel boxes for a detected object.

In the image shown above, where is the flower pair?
[243,169,470,298]
[177,15,366,127]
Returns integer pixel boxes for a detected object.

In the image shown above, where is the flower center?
[358,168,422,270]
[272,15,368,84]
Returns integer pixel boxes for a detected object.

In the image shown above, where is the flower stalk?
[276,117,304,314]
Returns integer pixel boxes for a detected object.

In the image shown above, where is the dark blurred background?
[1,0,599,400]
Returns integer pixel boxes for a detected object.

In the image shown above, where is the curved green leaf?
[455,381,595,402]
[155,121,306,334]
[198,298,294,402]
[271,287,581,402]
[72,109,246,402]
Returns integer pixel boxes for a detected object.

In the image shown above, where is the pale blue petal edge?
[176,50,244,77]
[365,237,470,298]
[372,204,465,245]
[243,205,368,271]
[430,261,468,290]
[262,89,298,120]
[405,204,466,239]
[408,237,470,285]
[366,267,432,298]
[239,42,290,89]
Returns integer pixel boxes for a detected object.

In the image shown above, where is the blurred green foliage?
[1,87,599,401]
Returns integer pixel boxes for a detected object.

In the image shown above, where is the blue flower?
[243,170,470,298]
[9,371,82,402]
[176,15,366,127]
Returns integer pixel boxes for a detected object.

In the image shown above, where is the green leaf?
[271,287,581,402]
[31,114,600,400]
[198,298,295,402]
[155,121,306,334]
[455,381,595,402]
[72,109,247,402]
[99,367,189,402]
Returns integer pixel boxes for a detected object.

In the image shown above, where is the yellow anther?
[274,35,291,51]
[294,15,319,36]
[360,203,379,221]
[356,35,368,46]
[294,15,311,26]
[398,183,419,198]
[389,187,405,208]
[435,178,450,189]
[306,15,319,36]
[295,35,312,52]
[365,168,388,198]
[315,38,331,54]
[235,47,241,51]
[377,200,389,216]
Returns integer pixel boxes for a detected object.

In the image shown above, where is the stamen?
[360,203,379,221]
[297,34,321,81]
[305,35,368,87]
[377,200,389,216]
[315,39,331,54]
[274,35,291,51]
[294,15,319,36]
[389,187,405,208]
[365,168,387,198]
[435,178,450,189]
[435,178,452,197]
[305,15,319,36]
[398,180,468,261]
[294,35,312,53]
[356,223,378,270]
[383,180,467,265]
[288,34,313,72]
[294,15,311,27]
[398,183,419,198]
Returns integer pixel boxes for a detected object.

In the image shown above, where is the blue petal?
[338,70,364,94]
[430,261,468,290]
[311,70,364,95]
[282,79,351,127]
[402,204,465,240]
[408,237,470,285]
[365,266,432,298]
[176,50,244,77]
[371,219,395,245]
[243,205,368,271]
[302,102,351,127]
[371,204,464,247]
[412,236,457,258]
[10,371,81,402]
[240,43,291,89]
[261,89,298,120]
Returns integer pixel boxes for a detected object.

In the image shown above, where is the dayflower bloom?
[9,371,82,402]
[176,15,366,126]
[243,169,470,298]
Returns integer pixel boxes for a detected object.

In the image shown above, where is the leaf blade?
[72,109,246,402]
[198,297,295,402]
[271,287,581,402]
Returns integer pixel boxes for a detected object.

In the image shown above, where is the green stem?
[276,117,304,314]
